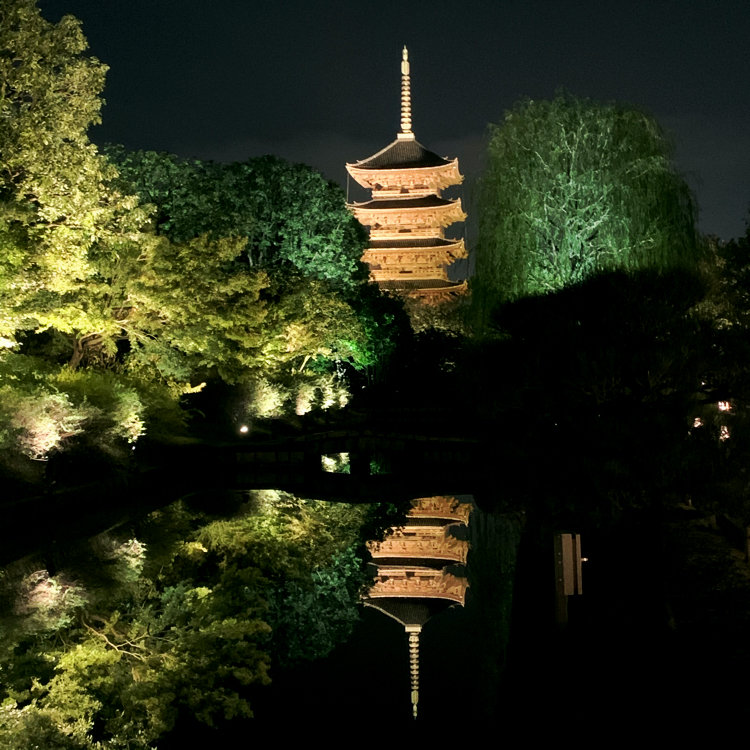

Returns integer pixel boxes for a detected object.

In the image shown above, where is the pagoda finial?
[398,45,414,140]
[406,625,421,719]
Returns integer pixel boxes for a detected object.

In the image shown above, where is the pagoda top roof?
[348,137,454,171]
[351,195,455,210]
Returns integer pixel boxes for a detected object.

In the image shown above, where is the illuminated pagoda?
[365,496,472,719]
[346,47,467,303]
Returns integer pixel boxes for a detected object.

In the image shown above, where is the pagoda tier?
[409,496,473,524]
[368,568,469,605]
[368,526,469,563]
[346,139,462,195]
[349,195,466,233]
[363,238,466,282]
[376,280,469,305]
[345,47,467,302]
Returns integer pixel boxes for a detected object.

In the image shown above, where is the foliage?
[0,384,85,460]
[0,0,402,456]
[100,145,405,407]
[684,226,750,521]
[0,492,396,745]
[268,546,366,665]
[126,234,272,383]
[342,282,408,375]
[403,292,470,336]
[460,268,710,524]
[0,353,189,484]
[106,148,369,289]
[0,0,152,353]
[242,371,350,420]
[473,91,701,324]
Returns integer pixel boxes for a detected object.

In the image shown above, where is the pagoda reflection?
[364,495,472,719]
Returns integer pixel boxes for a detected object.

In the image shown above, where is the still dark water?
[251,498,524,725]
[237,493,750,733]
[8,477,746,742]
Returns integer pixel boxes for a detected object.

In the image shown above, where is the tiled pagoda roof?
[348,138,453,170]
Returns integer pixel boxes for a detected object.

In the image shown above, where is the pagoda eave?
[367,570,469,605]
[363,238,467,262]
[369,270,450,283]
[404,281,469,302]
[348,203,466,229]
[368,541,468,564]
[409,496,473,523]
[346,161,463,191]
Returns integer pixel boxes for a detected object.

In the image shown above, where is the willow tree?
[473,92,700,322]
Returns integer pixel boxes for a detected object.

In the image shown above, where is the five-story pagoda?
[346,47,467,302]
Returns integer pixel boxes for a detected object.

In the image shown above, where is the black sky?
[39,0,750,241]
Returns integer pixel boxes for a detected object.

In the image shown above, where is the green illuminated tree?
[106,148,369,288]
[473,92,700,322]
[107,148,402,386]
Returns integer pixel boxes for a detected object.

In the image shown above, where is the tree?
[473,92,701,322]
[0,491,403,745]
[106,149,369,289]
[686,225,750,521]
[0,0,150,351]
[107,146,407,398]
[126,234,273,383]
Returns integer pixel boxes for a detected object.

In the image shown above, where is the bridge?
[0,424,496,567]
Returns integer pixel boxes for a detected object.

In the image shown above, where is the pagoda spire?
[407,625,421,719]
[398,45,414,140]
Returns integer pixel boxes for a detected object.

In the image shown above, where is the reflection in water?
[357,495,527,722]
[364,496,473,718]
[0,483,526,735]
[253,493,524,724]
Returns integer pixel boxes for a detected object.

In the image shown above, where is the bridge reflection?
[1,429,486,566]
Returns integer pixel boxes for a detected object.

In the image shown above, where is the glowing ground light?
[239,425,249,434]
[718,401,732,412]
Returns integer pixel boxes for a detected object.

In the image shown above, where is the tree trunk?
[69,338,85,370]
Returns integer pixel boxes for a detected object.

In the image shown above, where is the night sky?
[39,0,750,242]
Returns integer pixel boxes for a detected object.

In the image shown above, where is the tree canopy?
[0,0,150,348]
[0,491,404,746]
[472,92,701,322]
[0,0,406,477]
[106,148,369,289]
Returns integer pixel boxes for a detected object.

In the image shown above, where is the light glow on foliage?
[12,569,87,629]
[321,452,350,473]
[474,91,699,319]
[0,387,85,459]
